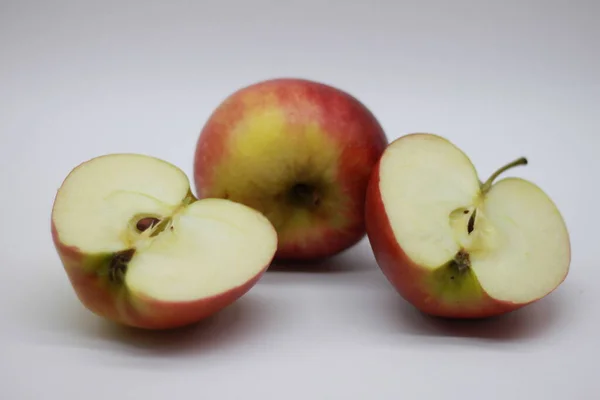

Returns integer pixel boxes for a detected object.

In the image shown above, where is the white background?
[1,1,598,399]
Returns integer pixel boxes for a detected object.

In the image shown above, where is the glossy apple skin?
[51,222,269,330]
[365,160,528,319]
[194,78,388,260]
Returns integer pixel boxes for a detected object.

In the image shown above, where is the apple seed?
[136,217,160,232]
[467,210,477,234]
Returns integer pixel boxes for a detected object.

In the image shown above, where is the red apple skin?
[365,160,529,319]
[51,222,269,330]
[194,78,388,261]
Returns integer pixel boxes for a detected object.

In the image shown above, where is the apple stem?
[481,157,528,193]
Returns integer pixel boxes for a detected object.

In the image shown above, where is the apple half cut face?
[51,154,277,329]
[366,133,570,318]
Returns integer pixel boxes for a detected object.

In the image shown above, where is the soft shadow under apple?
[98,296,267,356]
[376,286,573,343]
[17,268,272,359]
[268,239,375,274]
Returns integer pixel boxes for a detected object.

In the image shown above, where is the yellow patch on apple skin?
[424,255,485,307]
[206,105,350,243]
[55,249,132,322]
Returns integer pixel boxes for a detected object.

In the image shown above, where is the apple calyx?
[108,248,136,284]
[451,249,471,274]
[289,183,321,208]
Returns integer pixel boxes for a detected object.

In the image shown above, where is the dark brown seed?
[136,217,160,232]
[467,210,477,234]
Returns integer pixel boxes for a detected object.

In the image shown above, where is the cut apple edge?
[378,133,570,305]
[124,198,278,303]
[51,153,192,253]
[468,177,570,304]
[52,153,278,304]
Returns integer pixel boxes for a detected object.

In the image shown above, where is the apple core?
[443,156,531,280]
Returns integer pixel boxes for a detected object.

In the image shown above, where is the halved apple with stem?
[51,153,277,329]
[366,133,571,318]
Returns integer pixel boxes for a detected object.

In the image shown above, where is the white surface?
[1,1,598,399]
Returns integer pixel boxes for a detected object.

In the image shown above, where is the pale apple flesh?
[366,133,570,318]
[52,154,277,329]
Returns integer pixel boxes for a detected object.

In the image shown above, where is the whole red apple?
[365,133,571,318]
[194,78,388,260]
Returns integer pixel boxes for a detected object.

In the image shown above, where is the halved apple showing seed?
[365,133,571,318]
[51,153,277,329]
